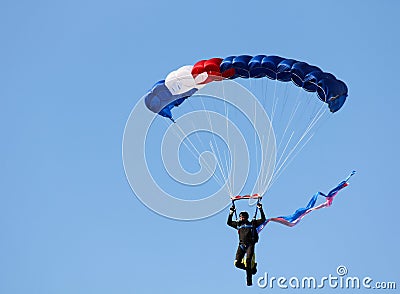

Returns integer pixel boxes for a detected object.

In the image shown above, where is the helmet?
[239,211,249,219]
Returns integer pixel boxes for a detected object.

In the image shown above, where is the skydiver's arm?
[255,207,266,226]
[227,212,237,229]
[259,207,266,222]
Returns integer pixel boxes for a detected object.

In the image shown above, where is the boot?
[246,266,253,286]
[246,274,253,286]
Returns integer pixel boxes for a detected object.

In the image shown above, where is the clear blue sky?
[1,0,399,293]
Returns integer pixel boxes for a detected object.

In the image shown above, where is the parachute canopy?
[144,54,348,120]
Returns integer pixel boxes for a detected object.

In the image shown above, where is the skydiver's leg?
[247,244,257,274]
[245,244,255,286]
[245,244,255,270]
[234,245,246,270]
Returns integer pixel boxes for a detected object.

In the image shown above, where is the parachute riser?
[232,200,238,221]
[231,196,262,222]
[252,198,261,220]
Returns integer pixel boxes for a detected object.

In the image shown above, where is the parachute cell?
[144,80,198,120]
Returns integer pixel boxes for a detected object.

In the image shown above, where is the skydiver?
[227,202,266,286]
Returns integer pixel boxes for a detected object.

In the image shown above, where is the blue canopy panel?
[317,78,348,113]
[219,55,348,113]
[259,55,285,80]
[290,62,321,87]
[144,80,198,120]
[303,71,336,93]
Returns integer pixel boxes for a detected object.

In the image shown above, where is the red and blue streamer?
[256,171,356,233]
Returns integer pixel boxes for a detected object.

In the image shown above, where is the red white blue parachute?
[144,55,348,121]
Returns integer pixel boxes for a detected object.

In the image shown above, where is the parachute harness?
[232,195,262,245]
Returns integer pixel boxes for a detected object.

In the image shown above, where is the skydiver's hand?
[229,205,236,214]
[257,203,263,209]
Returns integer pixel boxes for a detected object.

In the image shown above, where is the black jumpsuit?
[227,208,266,284]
